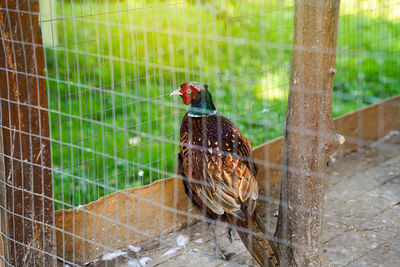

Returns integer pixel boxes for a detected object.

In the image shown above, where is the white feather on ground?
[101,250,126,261]
[162,233,190,257]
[128,245,142,253]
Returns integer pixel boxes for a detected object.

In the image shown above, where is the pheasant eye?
[186,88,192,94]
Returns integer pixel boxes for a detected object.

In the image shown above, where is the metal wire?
[0,0,399,266]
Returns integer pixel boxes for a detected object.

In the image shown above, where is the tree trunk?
[0,1,56,265]
[274,0,343,266]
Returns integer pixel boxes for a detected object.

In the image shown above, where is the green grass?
[42,0,400,209]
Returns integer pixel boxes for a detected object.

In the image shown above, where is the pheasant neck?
[189,93,216,116]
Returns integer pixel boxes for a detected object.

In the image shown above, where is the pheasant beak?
[170,88,183,97]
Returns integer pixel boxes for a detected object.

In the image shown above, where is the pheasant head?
[170,82,216,116]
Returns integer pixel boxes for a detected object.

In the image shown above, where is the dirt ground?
[84,132,400,267]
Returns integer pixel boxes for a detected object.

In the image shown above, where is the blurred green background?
[40,0,400,209]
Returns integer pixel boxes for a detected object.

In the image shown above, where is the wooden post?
[274,0,343,265]
[0,0,56,265]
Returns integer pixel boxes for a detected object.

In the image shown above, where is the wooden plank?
[333,96,400,156]
[54,95,400,264]
[0,1,55,265]
[55,176,200,264]
[255,95,400,191]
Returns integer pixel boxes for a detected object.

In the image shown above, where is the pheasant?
[171,82,280,266]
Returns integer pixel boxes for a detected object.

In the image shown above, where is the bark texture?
[0,0,56,265]
[274,0,342,266]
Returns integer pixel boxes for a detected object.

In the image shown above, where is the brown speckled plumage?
[178,112,258,220]
[177,112,279,267]
[173,82,279,266]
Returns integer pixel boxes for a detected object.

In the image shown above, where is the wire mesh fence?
[41,0,399,209]
[0,0,399,266]
[43,0,294,210]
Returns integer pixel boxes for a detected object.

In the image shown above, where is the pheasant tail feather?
[232,214,279,267]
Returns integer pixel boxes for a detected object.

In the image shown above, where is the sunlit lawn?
[43,0,400,209]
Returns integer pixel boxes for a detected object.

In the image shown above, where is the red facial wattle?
[181,85,199,105]
[183,94,194,105]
